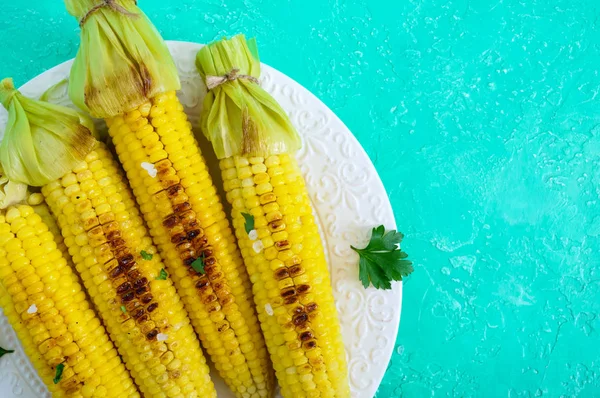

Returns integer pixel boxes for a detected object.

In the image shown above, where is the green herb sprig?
[0,346,14,359]
[351,225,412,290]
[242,212,255,234]
[156,269,168,280]
[191,254,206,275]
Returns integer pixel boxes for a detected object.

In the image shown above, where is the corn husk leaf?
[196,34,301,159]
[39,78,69,103]
[40,78,109,143]
[66,0,180,118]
[0,78,96,187]
[0,167,27,209]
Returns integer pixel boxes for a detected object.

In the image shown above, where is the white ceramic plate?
[0,41,401,398]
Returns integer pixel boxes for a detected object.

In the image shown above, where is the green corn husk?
[39,78,68,102]
[196,34,301,159]
[66,0,180,118]
[0,78,96,187]
[0,166,27,209]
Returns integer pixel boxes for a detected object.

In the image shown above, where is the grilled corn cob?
[0,80,216,398]
[197,35,350,398]
[43,144,215,398]
[105,97,273,397]
[66,1,273,396]
[0,198,138,397]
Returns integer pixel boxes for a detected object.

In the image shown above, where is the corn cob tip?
[196,34,259,78]
[196,35,301,159]
[0,78,16,108]
[1,78,13,89]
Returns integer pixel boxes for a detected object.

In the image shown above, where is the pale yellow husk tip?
[0,165,27,209]
[0,78,96,187]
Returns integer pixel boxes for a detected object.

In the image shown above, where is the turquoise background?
[2,1,598,397]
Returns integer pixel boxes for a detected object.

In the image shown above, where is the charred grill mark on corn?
[41,143,215,397]
[81,199,163,341]
[0,205,138,397]
[105,92,273,397]
[221,153,350,398]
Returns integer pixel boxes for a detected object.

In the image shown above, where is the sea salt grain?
[173,323,184,332]
[27,304,37,314]
[248,230,258,241]
[253,240,264,253]
[141,162,157,178]
[156,333,169,342]
[265,304,274,316]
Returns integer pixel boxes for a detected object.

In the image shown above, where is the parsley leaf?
[0,346,14,359]
[120,306,127,314]
[242,212,255,234]
[191,254,206,275]
[140,250,153,260]
[351,225,413,290]
[53,363,65,384]
[156,269,168,280]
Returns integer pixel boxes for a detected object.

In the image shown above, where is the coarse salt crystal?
[156,333,168,342]
[253,240,264,253]
[265,304,274,316]
[173,323,184,332]
[248,230,258,241]
[141,162,157,178]
[27,304,37,314]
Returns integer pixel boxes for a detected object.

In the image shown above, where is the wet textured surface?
[3,0,600,397]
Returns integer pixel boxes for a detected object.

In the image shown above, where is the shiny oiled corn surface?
[220,154,350,398]
[0,204,138,397]
[105,92,273,398]
[41,142,216,398]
